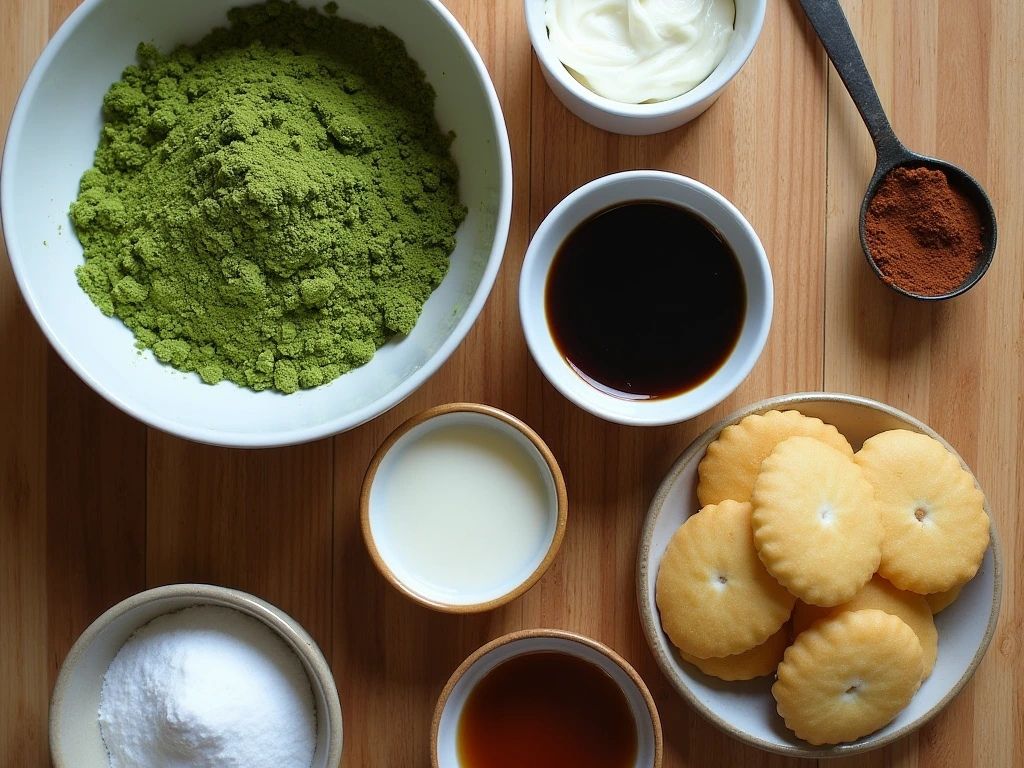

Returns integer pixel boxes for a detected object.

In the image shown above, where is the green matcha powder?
[70,1,466,394]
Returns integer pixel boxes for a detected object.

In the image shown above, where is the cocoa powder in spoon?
[865,166,984,296]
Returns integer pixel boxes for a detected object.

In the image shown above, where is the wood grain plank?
[823,1,1022,767]
[45,358,147,691]
[146,436,335,650]
[528,2,827,766]
[0,3,50,765]
[1,0,1022,766]
[330,1,539,764]
[41,0,149,707]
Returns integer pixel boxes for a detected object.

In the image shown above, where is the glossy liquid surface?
[546,201,746,400]
[375,421,553,604]
[457,652,638,768]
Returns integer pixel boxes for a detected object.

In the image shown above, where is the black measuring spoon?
[798,0,997,301]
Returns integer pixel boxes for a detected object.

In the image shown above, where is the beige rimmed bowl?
[636,392,1002,758]
[361,403,568,613]
[50,583,343,768]
[431,629,663,768]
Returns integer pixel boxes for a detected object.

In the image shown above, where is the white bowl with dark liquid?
[519,170,772,427]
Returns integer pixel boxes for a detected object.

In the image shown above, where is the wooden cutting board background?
[1,0,1021,765]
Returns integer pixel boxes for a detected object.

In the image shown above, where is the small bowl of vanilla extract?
[520,171,773,426]
[431,629,662,768]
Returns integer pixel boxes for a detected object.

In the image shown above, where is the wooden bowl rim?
[429,627,664,767]
[360,402,568,614]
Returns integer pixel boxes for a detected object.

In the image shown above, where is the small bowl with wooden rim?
[361,403,567,613]
[636,392,1002,757]
[431,628,663,768]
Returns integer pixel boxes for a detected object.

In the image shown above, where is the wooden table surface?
[2,0,1021,766]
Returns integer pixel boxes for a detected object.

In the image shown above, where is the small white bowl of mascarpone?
[361,403,568,613]
[525,0,767,134]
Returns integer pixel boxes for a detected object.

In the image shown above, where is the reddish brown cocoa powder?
[864,165,984,296]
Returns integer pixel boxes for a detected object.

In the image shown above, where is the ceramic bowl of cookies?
[636,392,1001,757]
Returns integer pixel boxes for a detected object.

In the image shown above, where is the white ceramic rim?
[635,391,1004,758]
[519,170,773,426]
[0,0,514,448]
[523,0,767,119]
[48,583,344,768]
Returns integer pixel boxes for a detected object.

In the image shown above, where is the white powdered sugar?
[98,605,316,768]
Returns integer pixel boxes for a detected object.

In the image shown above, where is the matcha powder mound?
[70,1,467,394]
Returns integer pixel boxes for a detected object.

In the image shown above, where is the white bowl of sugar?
[49,584,342,768]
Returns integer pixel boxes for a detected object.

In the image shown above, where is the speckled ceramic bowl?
[637,392,1002,758]
[49,584,343,768]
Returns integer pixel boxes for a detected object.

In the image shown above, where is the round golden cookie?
[855,430,989,594]
[656,500,795,659]
[773,609,924,746]
[926,584,963,614]
[751,436,882,607]
[680,624,789,681]
[790,576,938,677]
[697,410,854,507]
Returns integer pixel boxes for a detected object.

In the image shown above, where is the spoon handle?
[798,0,906,162]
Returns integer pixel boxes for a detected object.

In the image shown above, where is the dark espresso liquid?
[457,652,638,768]
[546,201,746,400]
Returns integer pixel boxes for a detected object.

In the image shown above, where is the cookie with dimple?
[855,430,989,594]
[680,624,789,681]
[773,609,924,746]
[751,436,882,606]
[790,576,938,677]
[925,584,963,614]
[697,410,854,507]
[656,500,795,659]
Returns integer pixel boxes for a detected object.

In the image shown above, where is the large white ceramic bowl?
[637,392,1002,758]
[2,0,512,447]
[50,584,343,768]
[520,171,772,427]
[525,0,767,135]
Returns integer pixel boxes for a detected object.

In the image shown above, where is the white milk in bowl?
[365,407,565,610]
